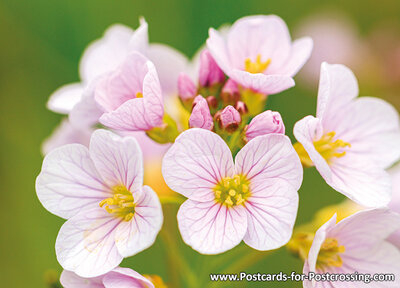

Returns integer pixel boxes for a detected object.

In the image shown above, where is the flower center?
[214,175,250,207]
[99,185,135,221]
[317,238,345,269]
[245,54,271,74]
[136,92,143,98]
[294,131,351,167]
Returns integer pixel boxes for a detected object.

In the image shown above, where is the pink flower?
[48,18,187,127]
[60,267,154,288]
[245,110,285,141]
[294,63,400,207]
[36,130,163,277]
[162,129,302,254]
[303,209,400,288]
[198,49,225,87]
[388,164,400,248]
[95,52,164,132]
[178,73,197,101]
[189,96,214,130]
[207,15,313,94]
[42,119,93,155]
[217,105,241,132]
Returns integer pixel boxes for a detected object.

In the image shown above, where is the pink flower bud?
[189,96,214,130]
[234,101,248,115]
[217,105,241,132]
[206,96,218,109]
[245,110,285,141]
[178,73,197,101]
[221,79,240,104]
[199,50,225,87]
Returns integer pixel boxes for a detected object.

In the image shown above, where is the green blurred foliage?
[0,0,399,287]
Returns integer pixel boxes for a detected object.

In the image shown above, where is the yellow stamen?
[294,131,351,167]
[99,185,135,221]
[136,92,143,98]
[245,54,271,74]
[214,175,251,207]
[317,238,346,269]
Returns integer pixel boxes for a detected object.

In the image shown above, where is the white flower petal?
[235,133,303,191]
[36,144,109,219]
[162,128,234,202]
[60,270,104,288]
[115,186,163,257]
[103,267,154,288]
[279,37,313,77]
[47,83,84,114]
[177,199,247,254]
[243,182,299,250]
[89,130,143,193]
[56,207,123,278]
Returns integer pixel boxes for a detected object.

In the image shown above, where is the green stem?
[159,195,185,205]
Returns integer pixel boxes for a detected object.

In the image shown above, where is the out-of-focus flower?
[42,119,93,155]
[189,96,214,130]
[295,14,365,86]
[95,52,163,132]
[207,15,313,94]
[388,164,400,248]
[60,267,155,288]
[162,129,302,254]
[245,110,285,142]
[216,105,241,132]
[303,209,400,288]
[294,63,400,207]
[36,130,163,277]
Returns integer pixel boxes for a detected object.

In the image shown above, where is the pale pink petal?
[388,165,400,248]
[189,96,214,130]
[293,115,332,182]
[198,49,225,87]
[103,267,154,288]
[114,186,163,257]
[178,73,197,101]
[329,154,391,207]
[99,56,163,131]
[60,270,104,288]
[80,24,134,83]
[243,182,298,250]
[127,18,149,55]
[148,43,188,95]
[327,97,400,169]
[235,134,303,191]
[69,80,104,128]
[56,207,123,278]
[226,15,291,71]
[36,144,109,219]
[177,199,247,254]
[206,28,232,74]
[230,70,295,94]
[279,37,313,76]
[89,130,143,194]
[162,128,234,202]
[245,110,285,141]
[47,83,84,114]
[42,118,92,155]
[316,62,359,121]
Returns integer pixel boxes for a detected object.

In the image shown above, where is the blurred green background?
[1,0,399,287]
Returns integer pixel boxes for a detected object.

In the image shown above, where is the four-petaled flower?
[303,209,400,288]
[36,130,163,277]
[207,15,313,94]
[294,62,400,207]
[162,128,302,254]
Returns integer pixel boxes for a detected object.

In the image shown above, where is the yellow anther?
[294,131,351,167]
[245,54,271,74]
[214,174,251,207]
[99,185,135,221]
[136,92,143,98]
[317,238,346,269]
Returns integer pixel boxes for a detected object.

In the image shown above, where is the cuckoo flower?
[36,130,163,277]
[293,62,400,207]
[48,18,187,127]
[60,267,154,288]
[303,209,400,288]
[245,110,285,142]
[189,96,214,130]
[162,128,302,254]
[388,164,400,248]
[95,52,164,132]
[207,15,313,94]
